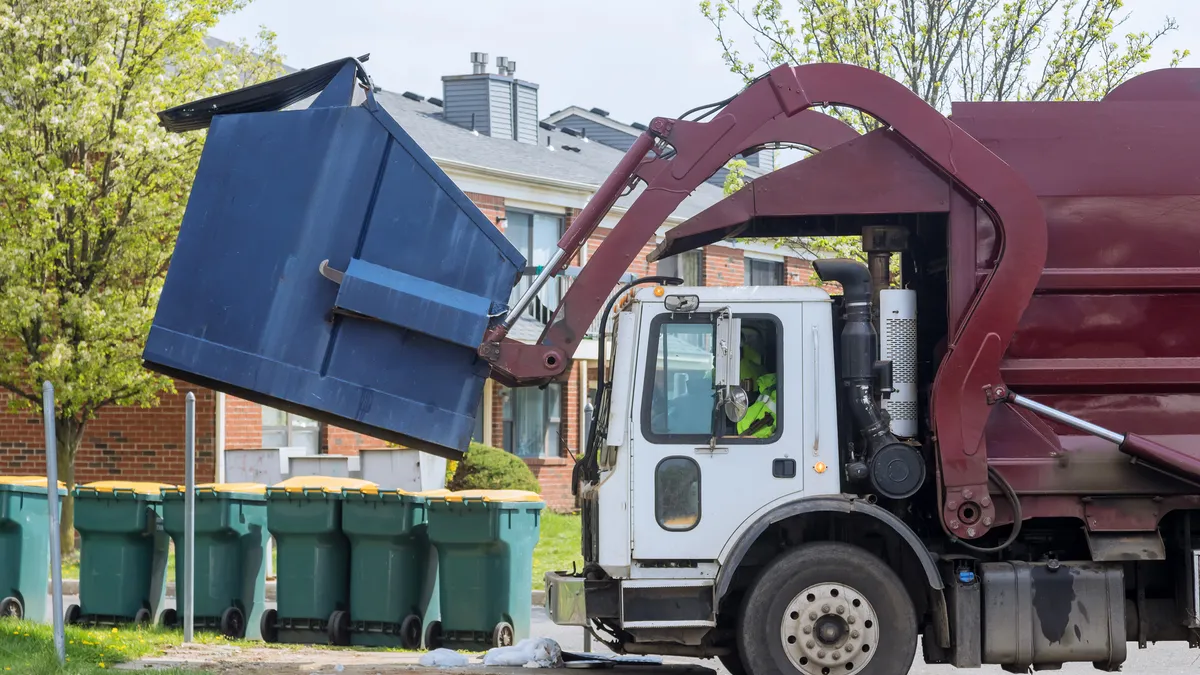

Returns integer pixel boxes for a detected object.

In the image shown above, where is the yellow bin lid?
[442,489,544,503]
[79,481,173,495]
[270,476,378,494]
[0,476,66,490]
[170,483,267,497]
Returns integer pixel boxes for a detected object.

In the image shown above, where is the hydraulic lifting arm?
[479,63,1050,541]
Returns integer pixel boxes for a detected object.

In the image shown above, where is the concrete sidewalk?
[53,579,545,605]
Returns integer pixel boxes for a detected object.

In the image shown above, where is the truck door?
[629,299,815,562]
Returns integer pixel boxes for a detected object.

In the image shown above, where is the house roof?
[542,105,647,138]
[370,90,729,223]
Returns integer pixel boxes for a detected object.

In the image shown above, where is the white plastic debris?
[420,648,471,667]
[483,638,563,668]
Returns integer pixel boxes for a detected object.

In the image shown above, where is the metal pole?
[1007,393,1124,444]
[42,381,65,664]
[184,392,196,642]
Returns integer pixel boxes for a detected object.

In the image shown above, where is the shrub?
[449,443,541,493]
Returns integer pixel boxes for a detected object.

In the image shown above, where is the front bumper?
[544,571,588,626]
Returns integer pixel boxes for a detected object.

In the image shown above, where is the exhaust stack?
[814,260,925,499]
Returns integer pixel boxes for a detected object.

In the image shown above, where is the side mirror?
[723,385,749,423]
[664,294,700,313]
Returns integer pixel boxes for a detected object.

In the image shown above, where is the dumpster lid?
[0,476,67,493]
[79,481,172,495]
[171,483,267,496]
[270,476,378,494]
[441,489,544,503]
[343,486,452,498]
[157,56,373,133]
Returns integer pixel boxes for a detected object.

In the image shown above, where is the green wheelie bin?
[341,486,443,649]
[70,481,172,626]
[162,483,269,639]
[426,490,544,650]
[264,476,377,645]
[0,477,66,621]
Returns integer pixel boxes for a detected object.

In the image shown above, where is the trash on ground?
[483,637,563,668]
[420,648,471,667]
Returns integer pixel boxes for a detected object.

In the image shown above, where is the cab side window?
[729,318,783,441]
[641,314,782,444]
[646,320,716,438]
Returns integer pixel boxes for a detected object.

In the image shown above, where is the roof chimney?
[443,52,539,144]
[470,52,488,75]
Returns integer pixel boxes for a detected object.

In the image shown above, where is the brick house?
[0,53,819,511]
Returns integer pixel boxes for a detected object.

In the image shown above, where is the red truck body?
[635,67,1200,539]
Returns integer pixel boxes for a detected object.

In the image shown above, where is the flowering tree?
[0,0,282,551]
[705,0,1187,261]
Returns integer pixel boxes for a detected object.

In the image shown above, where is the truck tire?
[738,541,916,675]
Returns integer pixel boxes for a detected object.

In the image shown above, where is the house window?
[745,258,784,286]
[502,383,563,458]
[657,249,704,286]
[506,210,565,316]
[261,407,319,452]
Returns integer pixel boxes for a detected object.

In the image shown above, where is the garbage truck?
[144,57,1200,674]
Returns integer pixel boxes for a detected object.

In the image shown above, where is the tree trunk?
[56,417,84,555]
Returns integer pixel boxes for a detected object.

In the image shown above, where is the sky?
[213,0,1200,130]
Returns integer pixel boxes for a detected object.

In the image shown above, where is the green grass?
[533,511,582,590]
[0,619,214,674]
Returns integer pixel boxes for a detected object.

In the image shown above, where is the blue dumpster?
[143,57,525,458]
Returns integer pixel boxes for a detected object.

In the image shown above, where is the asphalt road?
[49,596,1200,674]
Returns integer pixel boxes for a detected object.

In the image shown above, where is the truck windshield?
[648,321,716,436]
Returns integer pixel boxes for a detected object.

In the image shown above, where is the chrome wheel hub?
[779,582,878,674]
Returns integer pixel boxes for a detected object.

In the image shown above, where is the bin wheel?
[134,608,152,626]
[64,604,81,625]
[328,610,350,646]
[399,614,422,649]
[260,608,279,643]
[220,606,246,639]
[492,621,515,648]
[159,608,178,628]
[423,620,443,650]
[0,596,22,619]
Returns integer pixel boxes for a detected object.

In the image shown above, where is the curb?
[56,579,546,605]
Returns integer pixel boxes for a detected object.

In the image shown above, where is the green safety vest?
[737,373,777,438]
[741,345,766,383]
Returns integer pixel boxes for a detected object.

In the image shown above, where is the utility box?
[143,57,526,459]
[360,448,448,492]
[225,447,311,486]
[290,455,351,479]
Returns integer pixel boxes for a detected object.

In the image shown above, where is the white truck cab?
[546,284,844,647]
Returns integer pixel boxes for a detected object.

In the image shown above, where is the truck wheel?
[738,542,916,675]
